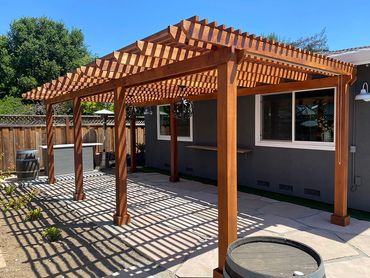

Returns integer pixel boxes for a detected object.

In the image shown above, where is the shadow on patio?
[1,171,370,277]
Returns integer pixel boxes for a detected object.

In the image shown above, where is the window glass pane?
[177,118,191,137]
[262,93,292,140]
[158,105,191,138]
[159,105,170,136]
[295,89,334,142]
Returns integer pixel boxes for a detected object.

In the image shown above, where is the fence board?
[0,115,145,172]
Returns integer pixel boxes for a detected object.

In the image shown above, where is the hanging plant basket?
[173,98,194,120]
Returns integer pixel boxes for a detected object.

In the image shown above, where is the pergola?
[23,16,356,277]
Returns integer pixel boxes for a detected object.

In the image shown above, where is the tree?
[0,17,92,99]
[291,28,329,53]
[0,96,34,115]
[265,28,329,53]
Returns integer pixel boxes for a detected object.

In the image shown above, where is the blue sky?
[1,0,369,57]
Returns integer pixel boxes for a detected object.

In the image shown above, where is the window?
[255,88,335,150]
[157,105,193,141]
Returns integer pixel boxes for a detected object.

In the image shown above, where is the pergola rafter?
[22,16,356,278]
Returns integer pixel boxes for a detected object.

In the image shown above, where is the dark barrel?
[16,150,39,180]
[224,236,325,278]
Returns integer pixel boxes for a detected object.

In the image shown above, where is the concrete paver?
[4,171,370,278]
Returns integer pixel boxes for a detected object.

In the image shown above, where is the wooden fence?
[0,115,145,172]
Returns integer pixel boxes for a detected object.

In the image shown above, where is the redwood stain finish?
[331,75,352,226]
[73,97,85,201]
[46,104,56,184]
[113,87,131,226]
[130,113,137,173]
[213,49,238,276]
[169,103,179,182]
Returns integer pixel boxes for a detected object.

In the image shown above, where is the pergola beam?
[45,47,239,104]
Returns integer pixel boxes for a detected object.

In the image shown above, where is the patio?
[1,171,370,277]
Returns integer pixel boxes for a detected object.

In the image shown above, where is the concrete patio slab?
[258,202,321,219]
[325,257,370,278]
[299,211,370,236]
[2,171,370,278]
[336,233,370,256]
[285,229,359,260]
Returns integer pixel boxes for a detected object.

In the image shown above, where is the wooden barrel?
[16,150,39,180]
[224,236,325,278]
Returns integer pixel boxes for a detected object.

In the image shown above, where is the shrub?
[42,227,62,242]
[4,184,16,195]
[25,208,43,221]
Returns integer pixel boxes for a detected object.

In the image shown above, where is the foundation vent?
[164,163,170,168]
[185,167,193,172]
[257,180,270,187]
[304,188,321,197]
[279,184,293,192]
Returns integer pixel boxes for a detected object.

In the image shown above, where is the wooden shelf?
[186,145,251,154]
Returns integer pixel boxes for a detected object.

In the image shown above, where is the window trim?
[157,105,193,142]
[255,87,336,151]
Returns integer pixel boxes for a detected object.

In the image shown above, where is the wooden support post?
[169,103,179,182]
[213,50,238,278]
[73,97,85,201]
[130,113,137,173]
[113,86,131,225]
[46,104,56,184]
[331,75,351,226]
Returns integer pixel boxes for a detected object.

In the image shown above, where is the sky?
[1,0,370,57]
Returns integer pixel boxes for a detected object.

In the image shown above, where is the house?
[145,46,370,212]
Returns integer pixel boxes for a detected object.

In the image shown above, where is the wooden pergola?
[23,16,356,277]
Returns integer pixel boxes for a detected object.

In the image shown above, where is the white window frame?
[157,105,193,142]
[255,87,336,151]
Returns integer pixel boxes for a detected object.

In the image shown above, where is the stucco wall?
[348,64,370,211]
[145,65,370,211]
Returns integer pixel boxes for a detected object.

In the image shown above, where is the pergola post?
[46,104,56,184]
[73,97,85,201]
[169,103,179,182]
[130,113,137,173]
[331,75,351,226]
[213,50,238,277]
[113,86,131,225]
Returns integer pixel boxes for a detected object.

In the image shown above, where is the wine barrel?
[16,150,39,180]
[224,236,325,278]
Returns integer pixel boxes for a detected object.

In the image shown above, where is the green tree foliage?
[265,28,329,53]
[81,102,114,115]
[0,96,35,114]
[0,17,92,99]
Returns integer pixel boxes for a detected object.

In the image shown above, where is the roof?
[22,16,355,105]
[325,46,370,65]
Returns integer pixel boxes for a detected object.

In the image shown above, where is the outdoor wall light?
[355,82,370,101]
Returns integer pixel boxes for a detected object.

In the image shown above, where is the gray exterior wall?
[145,65,370,212]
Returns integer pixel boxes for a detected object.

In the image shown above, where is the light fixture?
[355,82,370,102]
[144,107,153,116]
[173,98,194,120]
